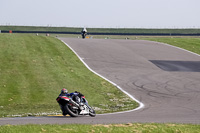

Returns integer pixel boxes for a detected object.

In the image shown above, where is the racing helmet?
[61,88,68,94]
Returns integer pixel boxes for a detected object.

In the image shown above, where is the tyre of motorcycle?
[65,104,79,117]
[82,33,86,39]
[89,107,96,117]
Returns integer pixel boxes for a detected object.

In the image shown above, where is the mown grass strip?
[0,34,138,117]
[1,123,200,133]
[142,37,200,55]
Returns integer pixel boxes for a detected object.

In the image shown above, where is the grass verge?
[0,33,138,117]
[1,123,200,133]
[142,37,200,55]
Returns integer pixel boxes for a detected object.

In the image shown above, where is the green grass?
[1,33,200,131]
[1,123,200,133]
[0,26,82,32]
[0,33,138,117]
[142,37,200,55]
[87,28,200,34]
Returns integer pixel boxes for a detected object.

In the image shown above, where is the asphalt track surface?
[1,38,200,125]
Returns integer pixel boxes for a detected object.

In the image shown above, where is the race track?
[1,38,200,125]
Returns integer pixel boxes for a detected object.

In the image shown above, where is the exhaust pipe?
[69,99,80,107]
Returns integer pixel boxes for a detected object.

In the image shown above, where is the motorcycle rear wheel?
[66,104,79,117]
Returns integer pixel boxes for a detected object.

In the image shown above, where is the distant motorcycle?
[81,28,87,39]
[56,95,96,117]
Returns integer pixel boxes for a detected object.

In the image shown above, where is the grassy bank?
[0,34,138,117]
[1,33,200,131]
[1,123,200,133]
[142,37,200,55]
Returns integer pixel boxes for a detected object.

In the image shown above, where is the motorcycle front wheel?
[89,108,96,117]
[82,33,86,39]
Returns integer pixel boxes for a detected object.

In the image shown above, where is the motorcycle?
[56,95,96,117]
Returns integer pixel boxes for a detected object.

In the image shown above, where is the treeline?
[1,26,200,36]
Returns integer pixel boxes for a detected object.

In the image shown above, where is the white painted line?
[60,39,145,115]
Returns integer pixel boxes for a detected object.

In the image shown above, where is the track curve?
[1,38,200,125]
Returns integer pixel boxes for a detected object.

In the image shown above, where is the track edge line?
[59,38,145,115]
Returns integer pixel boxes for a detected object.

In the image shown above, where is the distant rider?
[81,27,87,34]
[81,27,87,38]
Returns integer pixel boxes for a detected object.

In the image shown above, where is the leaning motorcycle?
[56,95,96,117]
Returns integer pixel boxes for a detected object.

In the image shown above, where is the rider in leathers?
[81,27,87,38]
[59,88,84,104]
